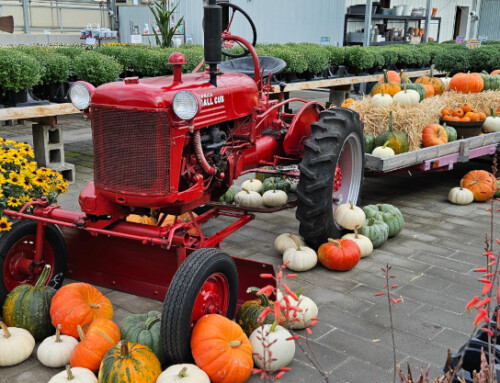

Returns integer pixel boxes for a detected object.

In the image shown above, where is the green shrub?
[378,47,398,67]
[433,47,470,74]
[291,43,329,73]
[72,51,122,86]
[344,46,375,71]
[179,45,204,73]
[469,46,498,73]
[265,45,307,74]
[0,48,42,94]
[366,47,385,70]
[323,46,344,66]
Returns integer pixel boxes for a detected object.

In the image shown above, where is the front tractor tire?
[161,248,238,365]
[0,220,67,304]
[296,108,365,250]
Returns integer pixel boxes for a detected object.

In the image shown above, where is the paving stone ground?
[1,91,498,383]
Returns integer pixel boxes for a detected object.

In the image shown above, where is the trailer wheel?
[296,108,365,250]
[0,220,67,304]
[161,248,238,364]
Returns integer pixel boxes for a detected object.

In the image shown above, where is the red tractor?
[1,0,364,364]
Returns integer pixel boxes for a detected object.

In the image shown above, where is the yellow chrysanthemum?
[0,217,12,231]
[21,177,32,190]
[20,194,32,204]
[7,196,23,208]
[0,189,3,198]
[4,139,16,146]
[0,138,4,145]
[7,172,23,185]
[26,162,37,172]
[19,147,34,158]
[32,176,46,188]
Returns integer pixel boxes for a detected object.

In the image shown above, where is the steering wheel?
[219,2,257,58]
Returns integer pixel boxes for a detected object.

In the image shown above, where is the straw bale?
[349,90,500,151]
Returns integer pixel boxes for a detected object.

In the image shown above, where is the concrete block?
[51,163,76,184]
[32,123,66,166]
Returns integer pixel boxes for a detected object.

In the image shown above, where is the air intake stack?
[204,0,222,87]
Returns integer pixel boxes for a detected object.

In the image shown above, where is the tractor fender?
[283,102,325,157]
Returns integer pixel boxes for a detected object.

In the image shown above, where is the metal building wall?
[477,0,500,40]
[177,0,346,46]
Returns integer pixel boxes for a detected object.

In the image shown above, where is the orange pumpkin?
[415,65,445,95]
[461,170,497,202]
[341,98,355,108]
[422,124,448,147]
[70,318,121,373]
[98,340,161,383]
[191,314,253,383]
[317,238,361,271]
[378,70,401,84]
[50,282,113,338]
[158,212,199,234]
[465,112,480,121]
[371,70,401,96]
[449,72,484,93]
[491,69,500,75]
[461,103,472,113]
[443,113,453,121]
[422,84,435,98]
[478,112,487,121]
[451,107,464,118]
[126,214,156,225]
[441,107,451,117]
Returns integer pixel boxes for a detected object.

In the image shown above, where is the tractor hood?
[90,71,260,126]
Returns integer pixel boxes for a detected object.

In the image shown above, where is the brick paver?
[0,94,497,382]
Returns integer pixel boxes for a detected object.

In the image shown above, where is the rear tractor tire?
[296,108,365,250]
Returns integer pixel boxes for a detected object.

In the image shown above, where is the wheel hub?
[191,272,229,327]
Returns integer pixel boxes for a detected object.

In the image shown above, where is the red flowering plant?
[251,261,328,382]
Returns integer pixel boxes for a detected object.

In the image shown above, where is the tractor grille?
[91,107,170,195]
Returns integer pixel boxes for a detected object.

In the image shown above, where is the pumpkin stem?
[0,321,11,338]
[429,64,435,78]
[246,286,272,306]
[388,111,394,132]
[368,217,376,226]
[56,324,62,343]
[242,187,250,194]
[327,238,342,247]
[178,367,188,378]
[270,321,278,333]
[120,340,130,357]
[354,226,360,238]
[76,324,85,341]
[144,315,161,330]
[348,201,354,210]
[491,108,496,118]
[296,287,304,298]
[88,303,101,309]
[34,264,51,289]
[446,71,450,78]
[383,69,389,84]
[229,340,242,348]
[65,365,74,380]
[403,85,407,93]
[271,177,276,193]
[289,234,301,251]
[382,141,390,149]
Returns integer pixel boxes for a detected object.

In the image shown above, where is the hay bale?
[349,90,500,151]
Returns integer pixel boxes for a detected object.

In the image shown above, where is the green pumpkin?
[235,287,275,336]
[2,264,56,340]
[364,134,375,154]
[373,211,404,237]
[119,311,165,365]
[402,83,425,101]
[363,203,403,220]
[261,177,291,194]
[495,180,500,198]
[218,186,236,204]
[400,70,412,85]
[480,72,500,91]
[358,218,389,248]
[375,111,409,154]
[443,124,457,142]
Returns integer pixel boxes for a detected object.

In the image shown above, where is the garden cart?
[1,0,364,364]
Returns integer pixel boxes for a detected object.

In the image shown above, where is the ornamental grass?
[0,138,68,231]
[349,90,500,151]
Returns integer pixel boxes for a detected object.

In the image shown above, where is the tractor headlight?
[172,91,199,120]
[69,81,94,110]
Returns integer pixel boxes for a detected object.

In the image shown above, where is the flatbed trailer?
[364,132,500,173]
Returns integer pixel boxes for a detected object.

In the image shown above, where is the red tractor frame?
[1,0,364,364]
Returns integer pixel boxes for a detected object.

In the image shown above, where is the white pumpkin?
[371,93,393,107]
[277,291,319,330]
[333,201,366,230]
[48,365,98,383]
[483,110,500,133]
[262,189,288,207]
[342,227,373,258]
[274,233,306,254]
[241,178,263,193]
[372,141,395,158]
[441,75,452,91]
[448,182,474,205]
[285,177,299,192]
[393,88,420,105]
[249,324,295,371]
[0,321,35,367]
[37,324,78,368]
[283,237,317,272]
[234,188,262,208]
[157,364,210,383]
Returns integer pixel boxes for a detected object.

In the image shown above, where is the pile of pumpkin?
[273,202,404,273]
[448,169,499,205]
[219,176,294,209]
[442,104,500,133]
[0,264,323,383]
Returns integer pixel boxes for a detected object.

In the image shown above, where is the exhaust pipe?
[204,0,222,87]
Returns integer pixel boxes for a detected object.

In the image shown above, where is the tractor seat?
[218,56,287,79]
